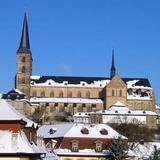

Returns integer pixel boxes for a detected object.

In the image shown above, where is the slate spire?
[110,49,116,79]
[17,12,31,53]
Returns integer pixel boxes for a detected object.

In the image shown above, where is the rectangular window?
[96,143,102,152]
[72,142,78,152]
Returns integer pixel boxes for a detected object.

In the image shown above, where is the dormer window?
[100,129,108,135]
[128,89,132,95]
[71,140,79,152]
[137,89,141,95]
[95,141,102,152]
[115,110,118,113]
[49,128,56,134]
[81,128,89,134]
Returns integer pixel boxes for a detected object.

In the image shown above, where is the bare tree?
[109,117,155,149]
[147,145,160,160]
[107,137,129,160]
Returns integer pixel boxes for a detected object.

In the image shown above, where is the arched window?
[68,91,72,98]
[87,105,91,112]
[78,105,82,112]
[22,78,25,84]
[22,66,25,73]
[32,91,37,97]
[50,104,55,112]
[50,91,54,97]
[22,57,25,62]
[59,104,64,112]
[86,91,90,98]
[77,91,81,98]
[41,91,45,97]
[112,89,115,96]
[119,90,122,97]
[59,91,63,97]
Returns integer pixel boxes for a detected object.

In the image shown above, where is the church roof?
[30,75,151,88]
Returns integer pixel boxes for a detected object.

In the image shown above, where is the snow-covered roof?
[31,76,151,89]
[38,123,73,138]
[30,97,103,104]
[57,148,111,157]
[0,99,37,128]
[0,130,43,155]
[65,123,126,139]
[0,99,23,121]
[126,80,152,89]
[38,123,126,139]
[156,105,160,109]
[127,94,152,101]
[97,109,157,116]
[97,101,157,116]
[14,89,25,95]
[108,101,129,111]
[31,76,110,88]
[73,112,91,118]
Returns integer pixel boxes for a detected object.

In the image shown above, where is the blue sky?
[0,0,160,104]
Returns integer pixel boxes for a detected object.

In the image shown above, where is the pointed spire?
[17,12,31,53]
[110,49,116,79]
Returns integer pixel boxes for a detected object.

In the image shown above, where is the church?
[15,13,156,120]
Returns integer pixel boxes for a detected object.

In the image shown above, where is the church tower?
[110,49,116,79]
[15,13,32,97]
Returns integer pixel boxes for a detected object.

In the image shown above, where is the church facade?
[15,14,156,120]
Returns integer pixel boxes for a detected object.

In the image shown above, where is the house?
[73,101,158,128]
[2,89,32,116]
[0,99,45,159]
[38,123,126,160]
